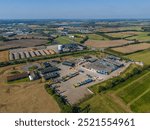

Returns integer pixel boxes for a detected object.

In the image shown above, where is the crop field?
[126,32,150,42]
[106,31,141,38]
[98,26,142,33]
[55,36,83,44]
[130,90,150,112]
[125,50,150,65]
[80,67,150,113]
[0,51,9,62]
[0,66,60,113]
[117,71,150,104]
[85,39,134,48]
[0,39,48,50]
[55,36,72,44]
[112,43,150,54]
[86,34,108,40]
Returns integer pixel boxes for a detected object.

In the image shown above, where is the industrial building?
[83,57,124,75]
[39,66,60,75]
[43,72,60,80]
[7,72,28,82]
[58,43,86,53]
[29,71,40,81]
[62,61,75,67]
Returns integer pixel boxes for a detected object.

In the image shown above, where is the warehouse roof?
[39,66,60,74]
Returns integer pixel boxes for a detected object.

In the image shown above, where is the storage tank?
[58,45,63,51]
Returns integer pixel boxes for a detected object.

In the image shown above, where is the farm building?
[13,52,20,60]
[34,50,41,56]
[39,50,46,56]
[43,50,50,55]
[24,51,30,58]
[19,52,25,59]
[9,53,14,61]
[29,51,36,57]
[62,61,75,67]
[7,72,28,82]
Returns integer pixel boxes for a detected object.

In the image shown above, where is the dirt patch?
[0,51,9,62]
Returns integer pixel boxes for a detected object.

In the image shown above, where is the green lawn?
[125,50,150,65]
[117,71,150,104]
[131,90,150,112]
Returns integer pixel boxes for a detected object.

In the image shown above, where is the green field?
[55,36,72,44]
[55,36,84,44]
[80,94,126,112]
[106,32,133,38]
[126,32,150,42]
[117,71,150,104]
[80,64,150,113]
[86,34,108,40]
[125,50,150,65]
[131,90,150,112]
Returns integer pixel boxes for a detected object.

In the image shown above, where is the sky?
[0,0,149,19]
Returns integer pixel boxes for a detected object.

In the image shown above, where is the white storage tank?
[58,45,63,51]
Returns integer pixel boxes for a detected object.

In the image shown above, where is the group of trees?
[0,36,9,42]
[98,65,143,93]
[80,36,89,44]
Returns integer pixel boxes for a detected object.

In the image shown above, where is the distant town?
[0,19,149,113]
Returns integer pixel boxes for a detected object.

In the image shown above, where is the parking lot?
[53,59,130,105]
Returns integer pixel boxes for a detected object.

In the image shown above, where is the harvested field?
[106,31,141,38]
[112,43,150,54]
[125,50,150,65]
[0,51,9,62]
[0,66,60,113]
[0,39,48,51]
[85,40,134,48]
[126,32,150,42]
[98,26,142,33]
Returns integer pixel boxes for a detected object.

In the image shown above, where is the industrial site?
[0,19,150,113]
